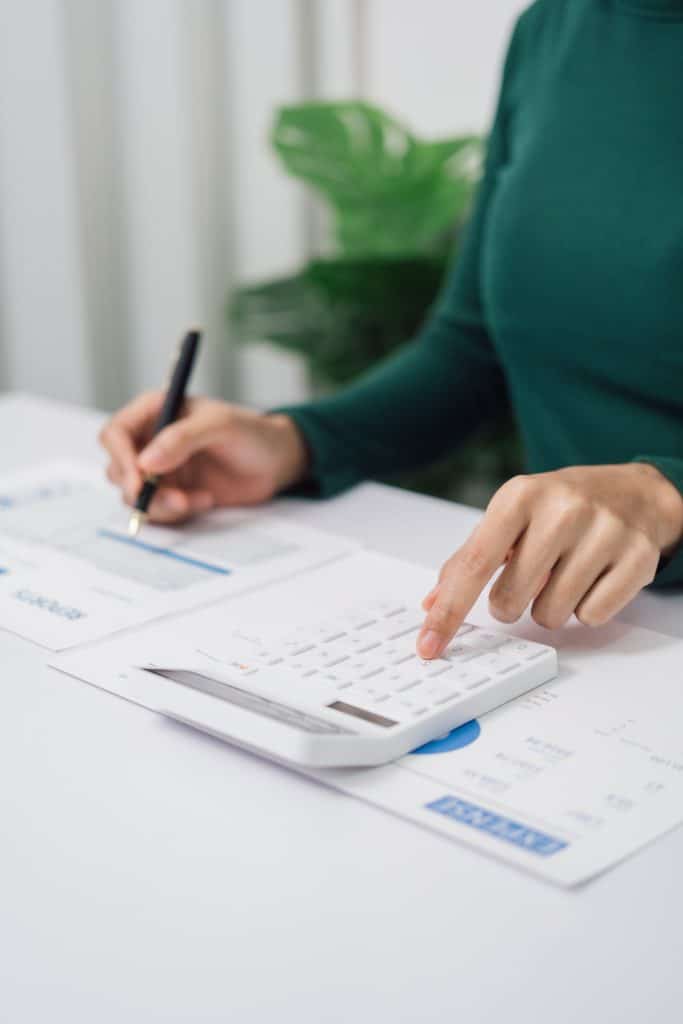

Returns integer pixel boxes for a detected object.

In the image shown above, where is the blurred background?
[0,0,525,498]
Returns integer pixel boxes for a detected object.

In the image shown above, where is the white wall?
[365,0,524,134]
[0,0,526,414]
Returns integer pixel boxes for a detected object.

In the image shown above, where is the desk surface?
[2,393,682,1024]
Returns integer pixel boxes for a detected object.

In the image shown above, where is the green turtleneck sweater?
[281,0,683,585]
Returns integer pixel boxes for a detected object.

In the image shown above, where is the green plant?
[230,101,522,505]
[272,102,481,256]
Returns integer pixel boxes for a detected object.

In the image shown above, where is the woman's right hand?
[99,392,309,523]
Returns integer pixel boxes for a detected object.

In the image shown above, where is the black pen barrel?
[134,477,159,515]
[154,329,201,433]
[128,329,202,526]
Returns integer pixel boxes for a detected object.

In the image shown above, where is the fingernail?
[418,629,444,660]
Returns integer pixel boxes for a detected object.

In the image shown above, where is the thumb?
[138,406,230,474]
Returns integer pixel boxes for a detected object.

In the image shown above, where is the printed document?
[54,551,683,886]
[0,460,351,650]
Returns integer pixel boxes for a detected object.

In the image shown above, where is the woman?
[101,0,683,661]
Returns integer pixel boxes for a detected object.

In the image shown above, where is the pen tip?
[127,511,142,537]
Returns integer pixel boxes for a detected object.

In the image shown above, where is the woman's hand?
[99,392,309,522]
[418,464,683,658]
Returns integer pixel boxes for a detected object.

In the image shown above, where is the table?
[2,392,682,1023]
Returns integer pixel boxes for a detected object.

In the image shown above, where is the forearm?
[279,319,506,497]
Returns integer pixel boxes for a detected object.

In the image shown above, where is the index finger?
[112,389,164,435]
[98,391,164,492]
[417,484,531,658]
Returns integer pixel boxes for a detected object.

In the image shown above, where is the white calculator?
[151,597,558,767]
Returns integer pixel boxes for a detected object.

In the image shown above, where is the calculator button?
[377,614,422,641]
[424,660,451,678]
[342,610,377,630]
[383,662,422,688]
[379,642,410,664]
[398,697,429,716]
[320,630,347,644]
[443,642,480,662]
[409,658,448,682]
[444,665,490,689]
[498,640,534,657]
[472,653,521,675]
[325,655,350,668]
[395,679,421,693]
[283,641,315,656]
[426,684,462,706]
[364,599,406,618]
[460,630,507,651]
[499,640,551,662]
[360,666,385,680]
[228,660,260,676]
[525,649,548,661]
[308,622,345,643]
[355,639,381,655]
[346,685,387,706]
[341,632,371,649]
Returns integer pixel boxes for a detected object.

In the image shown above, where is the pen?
[127,328,202,537]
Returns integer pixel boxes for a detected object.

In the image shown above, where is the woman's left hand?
[417,463,683,659]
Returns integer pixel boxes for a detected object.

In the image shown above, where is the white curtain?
[0,0,520,413]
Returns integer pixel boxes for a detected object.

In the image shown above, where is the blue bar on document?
[425,795,569,857]
[98,529,231,576]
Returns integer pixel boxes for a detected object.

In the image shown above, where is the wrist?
[636,462,683,556]
[265,413,310,492]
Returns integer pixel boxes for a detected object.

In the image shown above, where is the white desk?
[2,392,682,1024]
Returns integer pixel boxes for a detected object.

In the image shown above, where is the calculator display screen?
[145,667,353,735]
[327,701,397,728]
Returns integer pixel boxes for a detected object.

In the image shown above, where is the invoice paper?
[0,460,352,650]
[53,551,683,886]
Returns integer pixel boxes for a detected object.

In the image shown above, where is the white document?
[53,550,683,886]
[0,460,352,650]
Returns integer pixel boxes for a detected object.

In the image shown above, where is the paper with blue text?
[0,460,352,650]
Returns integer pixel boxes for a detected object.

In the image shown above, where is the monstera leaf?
[230,255,447,387]
[272,102,482,256]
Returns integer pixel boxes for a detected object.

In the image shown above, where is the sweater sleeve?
[275,20,526,498]
[633,456,683,587]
